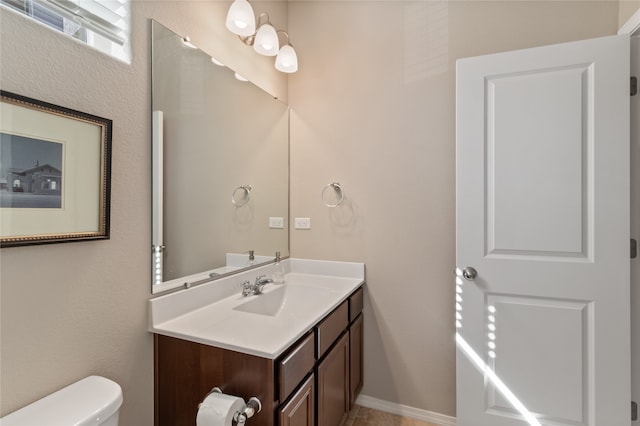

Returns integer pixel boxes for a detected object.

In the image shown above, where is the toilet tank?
[0,376,123,426]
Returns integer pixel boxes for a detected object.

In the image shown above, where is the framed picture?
[0,91,112,247]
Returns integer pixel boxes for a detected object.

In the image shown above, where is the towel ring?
[232,185,252,207]
[322,182,344,207]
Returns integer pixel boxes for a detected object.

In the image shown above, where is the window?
[1,0,130,63]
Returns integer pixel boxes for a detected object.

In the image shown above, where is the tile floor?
[344,405,441,426]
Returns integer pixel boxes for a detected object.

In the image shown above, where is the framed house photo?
[0,91,112,247]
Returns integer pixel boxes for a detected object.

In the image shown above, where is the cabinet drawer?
[278,333,315,402]
[349,287,364,323]
[316,301,348,359]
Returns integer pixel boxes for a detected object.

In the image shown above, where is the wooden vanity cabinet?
[154,285,364,426]
[154,335,276,426]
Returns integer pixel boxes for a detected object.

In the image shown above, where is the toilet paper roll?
[196,392,245,426]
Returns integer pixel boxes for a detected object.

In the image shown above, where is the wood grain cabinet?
[348,287,364,409]
[317,333,350,426]
[349,313,364,409]
[280,375,314,426]
[154,285,364,426]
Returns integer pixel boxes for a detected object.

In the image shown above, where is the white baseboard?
[355,394,457,426]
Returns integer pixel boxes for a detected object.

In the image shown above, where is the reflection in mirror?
[151,20,289,293]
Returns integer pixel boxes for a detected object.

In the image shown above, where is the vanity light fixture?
[225,1,298,73]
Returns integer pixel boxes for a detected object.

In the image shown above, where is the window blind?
[1,0,130,62]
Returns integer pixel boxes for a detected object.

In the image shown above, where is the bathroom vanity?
[149,259,365,426]
[149,22,363,425]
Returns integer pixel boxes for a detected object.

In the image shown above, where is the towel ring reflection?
[322,182,344,207]
[232,185,252,207]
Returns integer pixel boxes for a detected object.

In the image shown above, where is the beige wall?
[0,0,625,424]
[288,0,619,417]
[0,1,287,424]
[620,0,640,28]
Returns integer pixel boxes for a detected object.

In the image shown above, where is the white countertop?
[149,259,365,359]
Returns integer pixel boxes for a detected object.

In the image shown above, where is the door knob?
[462,267,477,281]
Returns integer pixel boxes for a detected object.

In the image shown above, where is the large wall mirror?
[151,20,289,294]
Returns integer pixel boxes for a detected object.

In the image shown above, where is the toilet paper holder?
[203,387,262,424]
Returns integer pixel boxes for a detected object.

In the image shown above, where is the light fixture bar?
[225,1,298,73]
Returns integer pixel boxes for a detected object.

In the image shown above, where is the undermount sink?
[233,285,336,317]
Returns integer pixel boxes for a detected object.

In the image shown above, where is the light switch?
[269,217,284,229]
[295,217,311,229]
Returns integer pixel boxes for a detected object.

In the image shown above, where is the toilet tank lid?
[0,376,123,426]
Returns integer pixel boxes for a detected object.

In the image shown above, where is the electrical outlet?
[269,217,284,229]
[295,217,311,229]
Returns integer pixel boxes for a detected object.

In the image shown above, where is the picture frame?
[0,91,112,247]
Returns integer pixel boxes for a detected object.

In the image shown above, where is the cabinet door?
[280,375,314,426]
[317,333,350,426]
[349,313,363,409]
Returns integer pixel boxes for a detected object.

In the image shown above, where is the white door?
[456,34,630,426]
[631,35,639,422]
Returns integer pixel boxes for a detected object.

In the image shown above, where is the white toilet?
[0,376,123,426]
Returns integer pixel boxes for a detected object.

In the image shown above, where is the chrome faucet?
[254,275,273,294]
[240,275,274,297]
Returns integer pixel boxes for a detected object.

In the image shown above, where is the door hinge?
[632,76,638,96]
[632,400,638,421]
[632,239,638,259]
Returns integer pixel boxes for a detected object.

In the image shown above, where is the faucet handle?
[253,275,273,295]
[240,280,253,297]
[256,275,274,285]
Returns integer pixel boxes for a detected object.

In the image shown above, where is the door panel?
[487,296,588,423]
[487,65,590,258]
[456,34,630,426]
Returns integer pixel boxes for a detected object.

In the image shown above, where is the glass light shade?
[182,37,197,49]
[253,24,278,56]
[275,45,298,73]
[234,72,248,81]
[225,0,256,37]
